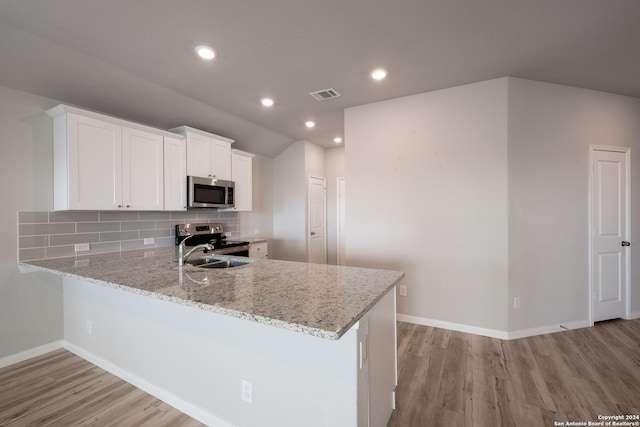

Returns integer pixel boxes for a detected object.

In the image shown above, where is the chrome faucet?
[178,235,214,266]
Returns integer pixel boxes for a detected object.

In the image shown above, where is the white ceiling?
[0,0,639,157]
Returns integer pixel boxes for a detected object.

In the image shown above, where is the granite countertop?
[240,237,268,244]
[21,247,404,340]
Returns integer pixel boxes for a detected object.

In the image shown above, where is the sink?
[185,256,253,269]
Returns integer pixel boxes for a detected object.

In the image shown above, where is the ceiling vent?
[309,88,341,101]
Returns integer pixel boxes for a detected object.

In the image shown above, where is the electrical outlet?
[75,243,90,252]
[86,320,92,335]
[144,238,155,245]
[398,285,407,297]
[514,297,521,309]
[241,379,253,404]
[75,259,89,267]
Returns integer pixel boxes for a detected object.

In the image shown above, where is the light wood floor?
[2,320,639,426]
[388,319,640,427]
[0,349,205,426]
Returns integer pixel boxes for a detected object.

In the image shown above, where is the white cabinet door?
[66,113,122,210]
[212,138,232,180]
[186,132,211,177]
[172,126,233,180]
[231,151,253,211]
[122,127,164,211]
[164,136,187,211]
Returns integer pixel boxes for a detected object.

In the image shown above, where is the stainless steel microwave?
[187,176,235,209]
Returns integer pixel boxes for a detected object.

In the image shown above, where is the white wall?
[272,141,307,261]
[0,85,63,358]
[507,78,640,331]
[345,78,510,333]
[272,141,326,262]
[239,154,273,239]
[345,76,640,336]
[305,140,326,178]
[326,147,345,265]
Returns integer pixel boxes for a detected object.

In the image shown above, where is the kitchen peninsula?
[21,247,404,427]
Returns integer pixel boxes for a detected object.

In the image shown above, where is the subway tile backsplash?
[17,210,239,261]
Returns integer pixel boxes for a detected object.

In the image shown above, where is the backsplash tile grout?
[17,210,239,261]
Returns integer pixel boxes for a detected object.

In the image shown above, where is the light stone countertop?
[240,237,268,244]
[21,247,404,340]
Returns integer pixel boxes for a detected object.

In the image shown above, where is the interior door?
[308,176,327,264]
[591,148,629,322]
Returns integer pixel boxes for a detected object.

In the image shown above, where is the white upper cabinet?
[48,105,173,211]
[170,126,233,181]
[54,112,123,210]
[122,127,164,211]
[163,135,187,211]
[231,149,254,211]
[184,131,211,178]
[212,138,232,180]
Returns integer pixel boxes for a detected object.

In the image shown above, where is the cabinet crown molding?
[169,125,235,144]
[46,104,185,139]
[232,149,256,158]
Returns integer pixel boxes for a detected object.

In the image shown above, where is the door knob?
[622,241,631,247]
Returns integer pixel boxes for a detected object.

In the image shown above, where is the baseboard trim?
[397,314,592,340]
[63,342,234,427]
[397,314,509,340]
[506,319,591,340]
[0,340,64,369]
[628,311,640,320]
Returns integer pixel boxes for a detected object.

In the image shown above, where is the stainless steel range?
[175,223,250,256]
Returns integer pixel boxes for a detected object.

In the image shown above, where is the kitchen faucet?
[178,235,215,266]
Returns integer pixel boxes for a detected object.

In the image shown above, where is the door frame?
[308,175,327,264]
[588,145,631,326]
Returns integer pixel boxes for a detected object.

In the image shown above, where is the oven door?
[188,176,234,208]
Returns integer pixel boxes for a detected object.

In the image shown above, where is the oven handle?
[212,245,250,256]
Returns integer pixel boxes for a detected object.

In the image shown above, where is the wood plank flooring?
[0,349,205,427]
[388,319,640,427]
[2,320,639,426]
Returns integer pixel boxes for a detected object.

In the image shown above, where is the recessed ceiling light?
[305,121,316,128]
[370,68,387,80]
[195,45,216,60]
[334,137,343,143]
[261,98,274,107]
